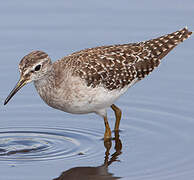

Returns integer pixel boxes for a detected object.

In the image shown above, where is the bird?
[4,27,192,141]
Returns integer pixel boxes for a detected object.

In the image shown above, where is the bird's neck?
[33,69,55,106]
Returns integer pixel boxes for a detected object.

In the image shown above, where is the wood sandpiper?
[4,27,192,141]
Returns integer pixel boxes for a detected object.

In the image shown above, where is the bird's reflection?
[53,131,122,180]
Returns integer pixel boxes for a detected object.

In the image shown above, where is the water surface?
[0,0,194,180]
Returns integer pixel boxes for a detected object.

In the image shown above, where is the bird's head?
[4,51,52,105]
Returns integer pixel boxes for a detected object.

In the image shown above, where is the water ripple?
[0,127,102,162]
[119,95,194,179]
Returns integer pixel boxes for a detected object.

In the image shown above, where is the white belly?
[34,75,137,115]
[56,78,138,114]
[63,86,125,114]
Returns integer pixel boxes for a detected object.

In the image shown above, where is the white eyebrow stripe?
[21,56,49,76]
[23,63,42,76]
[23,68,31,76]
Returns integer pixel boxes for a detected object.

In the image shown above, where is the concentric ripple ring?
[0,127,101,162]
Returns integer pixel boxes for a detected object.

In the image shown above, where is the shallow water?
[0,0,194,180]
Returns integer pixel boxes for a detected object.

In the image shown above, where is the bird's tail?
[144,27,192,60]
[135,27,192,79]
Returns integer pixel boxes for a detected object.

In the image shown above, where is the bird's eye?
[34,64,41,71]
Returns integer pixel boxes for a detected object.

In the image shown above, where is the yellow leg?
[114,130,122,152]
[111,104,122,131]
[104,138,112,166]
[104,130,122,166]
[104,116,112,140]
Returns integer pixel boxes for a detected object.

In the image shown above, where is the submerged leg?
[104,138,112,166]
[111,104,122,131]
[104,116,112,140]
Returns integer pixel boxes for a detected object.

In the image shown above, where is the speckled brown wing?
[69,27,192,90]
[71,44,142,90]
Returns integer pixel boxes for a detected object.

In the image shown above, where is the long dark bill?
[4,79,27,105]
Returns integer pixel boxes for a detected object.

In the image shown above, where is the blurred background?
[0,1,194,180]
